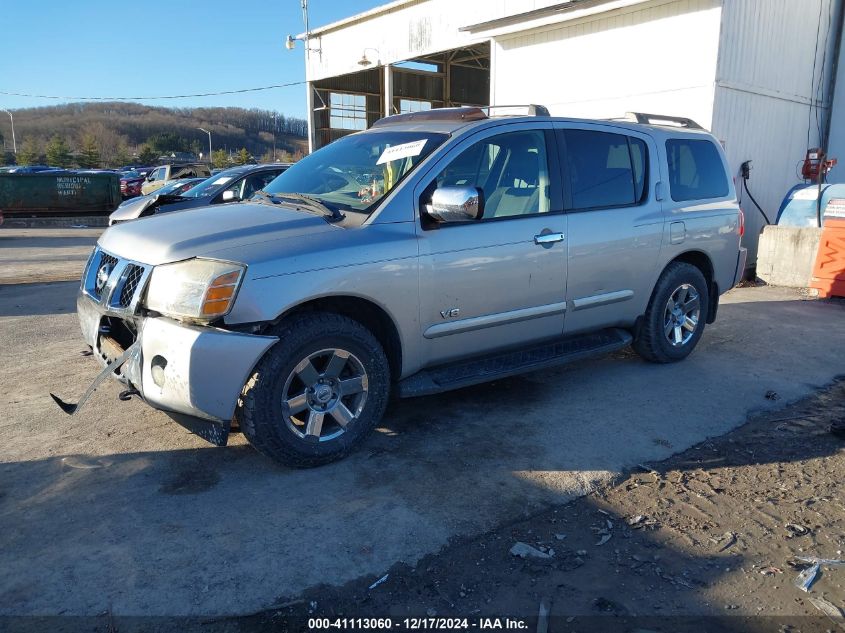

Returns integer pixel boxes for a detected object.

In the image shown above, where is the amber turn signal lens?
[199,270,242,318]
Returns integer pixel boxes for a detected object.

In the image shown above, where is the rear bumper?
[77,291,277,426]
[733,247,748,287]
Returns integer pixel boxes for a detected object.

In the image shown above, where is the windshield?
[181,169,243,198]
[156,180,195,195]
[262,130,447,213]
[121,170,140,179]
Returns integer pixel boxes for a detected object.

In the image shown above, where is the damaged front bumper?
[76,290,277,445]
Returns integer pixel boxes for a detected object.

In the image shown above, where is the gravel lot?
[1,227,844,622]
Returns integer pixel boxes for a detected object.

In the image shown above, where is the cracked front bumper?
[77,291,277,429]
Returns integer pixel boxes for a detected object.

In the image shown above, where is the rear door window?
[563,130,647,210]
[665,139,728,201]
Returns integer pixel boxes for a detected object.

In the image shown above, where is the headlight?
[144,258,245,322]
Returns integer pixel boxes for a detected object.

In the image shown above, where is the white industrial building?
[297,0,843,267]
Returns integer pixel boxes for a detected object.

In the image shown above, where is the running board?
[397,328,632,398]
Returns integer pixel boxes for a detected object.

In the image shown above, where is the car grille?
[92,252,119,300]
[119,264,145,308]
[83,247,150,314]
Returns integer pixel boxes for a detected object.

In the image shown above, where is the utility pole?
[1,109,16,155]
[198,127,212,164]
[273,112,277,162]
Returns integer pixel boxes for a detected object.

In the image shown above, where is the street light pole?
[272,113,277,162]
[1,109,16,154]
[198,128,211,164]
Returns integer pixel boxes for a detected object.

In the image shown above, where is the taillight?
[738,207,745,238]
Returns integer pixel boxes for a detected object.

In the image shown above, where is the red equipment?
[802,148,837,183]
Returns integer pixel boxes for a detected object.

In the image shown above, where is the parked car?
[62,106,745,468]
[109,178,206,226]
[3,165,65,174]
[109,164,290,224]
[119,170,147,199]
[141,163,210,195]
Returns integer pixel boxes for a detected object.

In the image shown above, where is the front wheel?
[633,262,709,363]
[237,312,390,467]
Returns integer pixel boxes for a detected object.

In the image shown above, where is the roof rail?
[482,104,551,117]
[371,104,551,127]
[622,112,703,129]
[371,107,488,128]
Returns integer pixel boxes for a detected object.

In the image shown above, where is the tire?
[633,262,710,364]
[237,312,390,467]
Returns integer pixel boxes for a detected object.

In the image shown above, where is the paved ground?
[1,230,844,618]
[0,228,100,284]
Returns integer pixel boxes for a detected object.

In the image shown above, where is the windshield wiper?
[251,190,280,206]
[266,192,345,222]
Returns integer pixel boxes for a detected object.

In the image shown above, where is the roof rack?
[371,107,488,128]
[620,112,704,129]
[482,104,550,117]
[371,104,550,128]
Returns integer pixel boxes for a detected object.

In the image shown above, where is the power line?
[0,80,307,101]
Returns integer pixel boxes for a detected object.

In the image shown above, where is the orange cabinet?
[811,217,845,298]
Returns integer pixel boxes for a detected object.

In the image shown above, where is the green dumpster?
[0,171,121,215]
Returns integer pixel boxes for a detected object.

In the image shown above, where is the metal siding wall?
[712,86,812,266]
[712,0,842,267]
[305,0,567,82]
[828,32,845,183]
[491,0,722,127]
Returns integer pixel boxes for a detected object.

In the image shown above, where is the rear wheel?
[633,262,709,363]
[237,312,390,467]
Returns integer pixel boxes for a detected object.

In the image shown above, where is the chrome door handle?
[534,232,565,245]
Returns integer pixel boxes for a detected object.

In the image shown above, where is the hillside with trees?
[2,102,308,167]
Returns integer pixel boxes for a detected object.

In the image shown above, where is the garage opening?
[311,42,490,150]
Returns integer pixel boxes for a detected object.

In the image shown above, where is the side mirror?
[222,190,239,202]
[426,186,483,223]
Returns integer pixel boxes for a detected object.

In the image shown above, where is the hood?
[110,195,156,222]
[98,201,338,265]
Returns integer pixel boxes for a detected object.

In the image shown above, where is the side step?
[397,328,633,398]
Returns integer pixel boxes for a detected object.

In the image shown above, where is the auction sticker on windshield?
[377,139,427,165]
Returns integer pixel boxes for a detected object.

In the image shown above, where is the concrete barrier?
[756,225,822,287]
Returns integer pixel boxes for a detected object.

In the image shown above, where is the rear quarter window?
[665,138,729,202]
[563,129,648,210]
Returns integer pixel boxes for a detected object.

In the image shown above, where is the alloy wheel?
[281,348,369,442]
[663,284,700,347]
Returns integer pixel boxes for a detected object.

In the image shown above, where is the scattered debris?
[510,542,553,560]
[794,562,821,592]
[797,556,845,567]
[715,531,737,552]
[536,600,550,633]
[627,515,645,526]
[595,533,612,546]
[807,596,845,630]
[765,390,781,401]
[759,567,783,576]
[554,533,567,541]
[785,523,810,537]
[368,574,389,590]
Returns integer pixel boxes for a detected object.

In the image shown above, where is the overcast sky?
[0,0,385,118]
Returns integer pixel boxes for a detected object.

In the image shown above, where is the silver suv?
[59,107,747,467]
